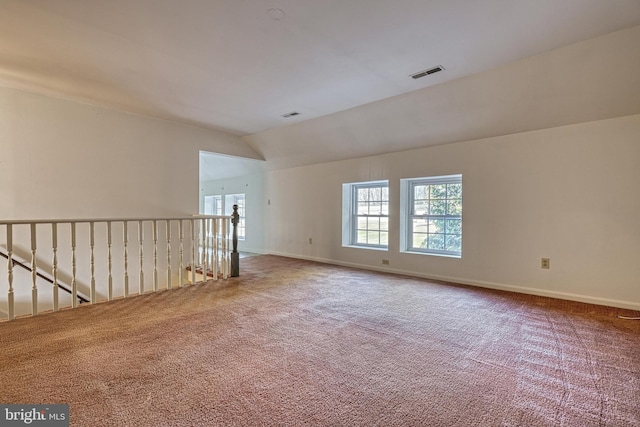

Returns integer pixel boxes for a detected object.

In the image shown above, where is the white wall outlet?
[541,258,550,269]
[382,259,390,265]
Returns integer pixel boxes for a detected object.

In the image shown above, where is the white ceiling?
[1,0,640,178]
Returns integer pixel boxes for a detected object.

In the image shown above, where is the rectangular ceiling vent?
[281,111,300,118]
[410,65,445,79]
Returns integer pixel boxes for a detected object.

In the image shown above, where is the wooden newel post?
[231,204,240,277]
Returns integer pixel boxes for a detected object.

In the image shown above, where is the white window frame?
[225,194,245,240]
[204,195,222,216]
[203,193,245,240]
[342,180,389,250]
[400,174,462,257]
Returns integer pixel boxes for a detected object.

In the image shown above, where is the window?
[203,193,245,240]
[342,180,389,249]
[401,174,462,257]
[225,194,245,240]
[204,195,222,216]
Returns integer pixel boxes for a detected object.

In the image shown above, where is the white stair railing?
[0,216,232,321]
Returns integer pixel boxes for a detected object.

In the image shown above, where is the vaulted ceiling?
[2,1,640,178]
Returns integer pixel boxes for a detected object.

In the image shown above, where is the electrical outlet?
[308,237,312,244]
[541,258,550,269]
[382,259,390,265]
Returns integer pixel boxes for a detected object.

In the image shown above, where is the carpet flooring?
[1,255,639,426]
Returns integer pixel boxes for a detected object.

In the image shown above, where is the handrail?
[0,250,89,303]
[1,215,236,321]
[0,215,232,226]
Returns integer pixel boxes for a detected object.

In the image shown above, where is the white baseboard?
[266,251,640,311]
[238,247,267,255]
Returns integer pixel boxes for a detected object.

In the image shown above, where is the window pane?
[223,194,246,239]
[236,197,245,210]
[447,199,462,216]
[445,235,461,252]
[430,200,446,215]
[447,183,462,199]
[356,230,368,244]
[414,200,429,215]
[380,232,389,245]
[430,184,447,199]
[428,234,445,250]
[381,187,389,201]
[414,185,427,200]
[380,217,389,231]
[367,231,380,245]
[369,202,381,215]
[367,217,380,231]
[446,219,461,234]
[357,217,368,229]
[413,232,428,248]
[357,202,368,215]
[429,219,445,234]
[370,187,381,201]
[381,201,389,215]
[412,218,429,233]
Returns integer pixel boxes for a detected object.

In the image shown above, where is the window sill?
[401,250,461,259]
[343,245,388,252]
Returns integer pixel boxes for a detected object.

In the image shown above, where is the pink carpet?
[1,255,638,426]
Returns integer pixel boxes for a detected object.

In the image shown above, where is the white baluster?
[212,218,218,280]
[178,220,184,287]
[220,218,225,278]
[191,219,196,284]
[207,218,212,279]
[52,223,59,312]
[153,220,158,291]
[221,218,226,277]
[224,217,229,277]
[227,217,231,279]
[201,218,207,280]
[205,218,213,280]
[213,218,218,280]
[30,223,38,315]
[218,218,223,279]
[6,224,14,320]
[90,222,96,304]
[71,222,78,308]
[222,218,229,279]
[138,220,144,295]
[123,221,129,297]
[107,221,113,301]
[166,220,172,289]
[208,218,213,278]
[227,217,231,277]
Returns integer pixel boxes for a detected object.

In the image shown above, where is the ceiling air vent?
[410,65,445,79]
[281,111,300,118]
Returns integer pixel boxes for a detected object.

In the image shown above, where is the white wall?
[0,86,260,317]
[2,85,638,311]
[257,114,640,310]
[0,86,259,219]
